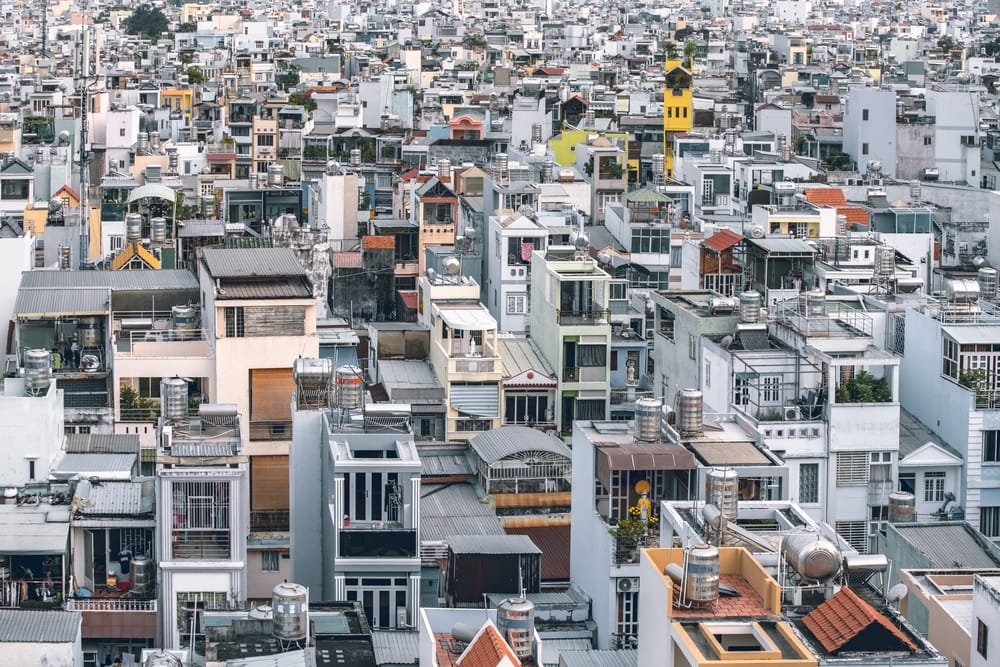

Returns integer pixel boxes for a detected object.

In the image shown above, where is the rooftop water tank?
[684,545,720,602]
[496,596,535,662]
[272,582,308,642]
[634,398,662,442]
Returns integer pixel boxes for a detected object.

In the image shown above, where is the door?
[83,530,94,590]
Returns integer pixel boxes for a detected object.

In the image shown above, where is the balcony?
[250,509,290,533]
[205,144,237,160]
[0,580,64,609]
[557,309,610,325]
[170,531,230,561]
[115,329,211,359]
[452,358,497,373]
[449,417,494,435]
[339,528,417,559]
[66,598,156,612]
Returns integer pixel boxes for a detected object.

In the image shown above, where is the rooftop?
[0,609,80,643]
[889,522,1000,569]
[202,247,307,278]
[801,587,917,655]
[469,426,570,465]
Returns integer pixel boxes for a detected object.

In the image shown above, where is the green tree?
[276,63,301,90]
[288,91,316,112]
[177,21,197,33]
[124,6,169,39]
[178,52,193,66]
[683,40,698,67]
[185,66,204,85]
[663,41,678,61]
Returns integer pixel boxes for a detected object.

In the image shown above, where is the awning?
[450,384,498,417]
[126,183,176,203]
[596,442,696,486]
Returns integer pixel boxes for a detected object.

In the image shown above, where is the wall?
[636,550,670,667]
[0,233,32,354]
[0,379,63,485]
[972,576,1000,667]
[0,641,80,667]
[842,88,896,176]
[289,408,325,592]
[247,549,290,600]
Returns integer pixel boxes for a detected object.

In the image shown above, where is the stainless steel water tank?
[676,388,703,435]
[171,305,198,339]
[738,291,762,324]
[874,245,895,276]
[979,267,999,302]
[335,365,364,410]
[946,279,980,304]
[781,529,842,582]
[804,290,826,316]
[272,582,308,642]
[349,148,362,168]
[684,545,720,602]
[268,164,284,187]
[634,398,662,442]
[24,348,51,395]
[126,213,142,241]
[77,317,101,348]
[705,468,739,522]
[496,596,535,661]
[160,378,189,421]
[130,556,154,595]
[150,217,167,243]
[888,491,916,523]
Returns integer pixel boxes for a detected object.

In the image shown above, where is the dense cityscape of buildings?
[6,0,1000,665]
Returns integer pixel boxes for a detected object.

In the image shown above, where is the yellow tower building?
[663,59,694,176]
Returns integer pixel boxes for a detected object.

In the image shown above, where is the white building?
[484,210,547,335]
[842,88,897,177]
[973,574,1000,667]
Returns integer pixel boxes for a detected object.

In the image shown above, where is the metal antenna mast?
[78,27,93,267]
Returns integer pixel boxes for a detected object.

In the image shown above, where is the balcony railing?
[339,529,417,559]
[975,390,1000,410]
[453,358,496,373]
[612,533,657,565]
[557,309,610,325]
[250,510,290,533]
[66,598,156,612]
[170,532,231,561]
[0,580,64,608]
[449,417,494,434]
[115,329,210,358]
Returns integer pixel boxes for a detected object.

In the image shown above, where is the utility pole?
[40,0,47,57]
[78,27,92,268]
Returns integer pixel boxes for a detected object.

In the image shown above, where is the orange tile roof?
[456,622,521,667]
[837,206,869,226]
[803,187,847,207]
[702,228,743,253]
[802,587,918,655]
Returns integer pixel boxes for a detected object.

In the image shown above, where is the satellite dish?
[749,225,765,239]
[886,583,909,603]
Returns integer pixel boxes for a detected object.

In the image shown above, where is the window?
[630,228,668,254]
[256,134,275,147]
[978,618,989,659]
[733,374,750,406]
[688,334,697,360]
[0,179,29,200]
[982,506,1000,537]
[924,136,933,146]
[862,108,869,121]
[34,238,44,268]
[506,294,527,314]
[899,472,916,495]
[862,143,869,155]
[579,345,607,367]
[924,471,946,502]
[943,337,959,379]
[799,463,819,503]
[27,459,35,481]
[762,375,781,402]
[261,551,280,572]
[835,520,868,553]
[985,430,1000,462]
[670,246,683,267]
[837,452,869,485]
[119,127,126,137]
[659,308,675,341]
[704,361,711,388]
[504,394,549,424]
[225,307,245,337]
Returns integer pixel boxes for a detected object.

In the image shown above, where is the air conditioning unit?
[617,577,639,593]
[783,406,802,421]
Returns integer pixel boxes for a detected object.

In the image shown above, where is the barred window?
[799,463,819,504]
[836,452,869,485]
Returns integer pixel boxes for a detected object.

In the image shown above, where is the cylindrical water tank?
[979,267,999,302]
[531,123,543,145]
[888,491,916,523]
[705,468,739,522]
[496,596,535,661]
[947,279,981,304]
[335,365,364,410]
[24,348,51,395]
[349,148,362,167]
[709,296,739,315]
[137,132,149,153]
[77,317,101,348]
[150,217,167,243]
[272,582,308,642]
[58,245,71,270]
[171,305,198,340]
[874,245,895,276]
[781,529,842,582]
[160,378,189,421]
[126,213,142,241]
[684,545,720,602]
[130,556,154,595]
[676,388,703,435]
[634,398,662,442]
[651,153,665,175]
[294,358,334,392]
[739,291,762,323]
[438,158,451,179]
[804,290,826,316]
[144,652,183,667]
[268,164,284,187]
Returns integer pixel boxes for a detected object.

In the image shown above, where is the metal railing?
[975,390,1000,410]
[250,510,290,532]
[612,533,657,565]
[115,329,210,357]
[557,309,610,325]
[66,598,156,612]
[170,532,231,561]
[0,580,64,608]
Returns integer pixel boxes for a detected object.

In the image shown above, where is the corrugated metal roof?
[498,338,555,379]
[749,238,817,254]
[19,269,198,291]
[506,525,570,581]
[380,360,442,391]
[0,504,70,554]
[51,453,136,479]
[892,523,1000,568]
[421,483,496,518]
[217,277,312,300]
[172,442,241,457]
[558,650,638,667]
[203,247,306,278]
[438,307,496,330]
[422,516,505,543]
[14,287,109,317]
[447,534,541,555]
[421,454,471,476]
[64,433,139,454]
[450,385,498,418]
[0,610,81,643]
[371,631,419,665]
[539,639,594,667]
[77,482,144,516]
[942,325,1000,345]
[470,427,570,464]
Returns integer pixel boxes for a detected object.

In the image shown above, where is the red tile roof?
[702,228,743,252]
[398,290,418,310]
[838,206,870,227]
[803,187,847,207]
[505,526,570,581]
[802,587,918,655]
[671,574,770,618]
[456,622,521,667]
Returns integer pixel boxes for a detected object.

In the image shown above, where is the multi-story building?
[662,60,694,177]
[155,387,248,650]
[529,245,613,433]
[484,208,548,335]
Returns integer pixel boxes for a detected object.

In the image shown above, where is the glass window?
[799,463,819,503]
[923,472,946,503]
[978,618,989,658]
[985,431,1000,462]
[261,551,280,571]
[982,506,1000,537]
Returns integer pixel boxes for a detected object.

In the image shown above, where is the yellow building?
[161,88,194,124]
[663,60,694,176]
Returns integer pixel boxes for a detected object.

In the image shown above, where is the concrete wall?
[0,234,32,354]
[636,549,670,667]
[842,88,896,176]
[0,641,81,667]
[972,575,1000,667]
[0,379,63,485]
[289,407,325,592]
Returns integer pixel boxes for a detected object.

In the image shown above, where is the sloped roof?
[0,610,80,643]
[456,620,521,667]
[506,525,570,581]
[202,247,306,278]
[802,587,917,654]
[111,241,161,270]
[623,188,670,204]
[803,187,847,207]
[702,228,743,252]
[838,206,869,226]
[470,427,570,464]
